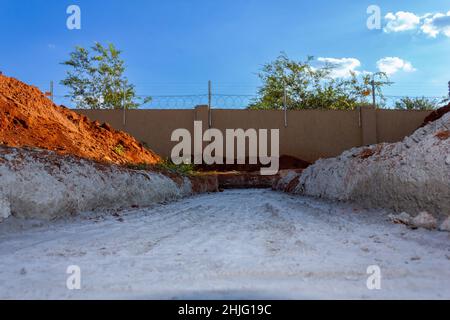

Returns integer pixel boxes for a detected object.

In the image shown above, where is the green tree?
[61,42,150,109]
[394,96,446,110]
[248,53,391,110]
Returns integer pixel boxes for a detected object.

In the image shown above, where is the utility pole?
[448,81,450,98]
[208,80,212,128]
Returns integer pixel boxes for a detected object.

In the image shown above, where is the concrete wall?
[375,109,432,143]
[76,106,431,162]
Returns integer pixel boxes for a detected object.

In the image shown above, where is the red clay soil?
[357,148,376,159]
[284,176,301,193]
[189,174,220,193]
[356,145,383,159]
[421,103,450,127]
[0,75,160,166]
[435,130,450,140]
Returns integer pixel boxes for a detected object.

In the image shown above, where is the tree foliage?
[249,53,391,110]
[394,96,446,110]
[61,42,150,109]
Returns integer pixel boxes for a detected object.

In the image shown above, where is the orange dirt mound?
[0,74,161,166]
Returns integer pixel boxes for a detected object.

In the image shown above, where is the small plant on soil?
[157,159,195,176]
[127,160,195,176]
[113,144,125,156]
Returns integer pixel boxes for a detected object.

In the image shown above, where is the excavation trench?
[195,155,309,189]
[1,189,449,299]
[204,170,303,190]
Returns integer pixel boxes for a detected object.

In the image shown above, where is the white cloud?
[383,10,450,38]
[316,57,416,78]
[317,57,362,78]
[384,11,421,33]
[421,11,450,38]
[376,57,416,75]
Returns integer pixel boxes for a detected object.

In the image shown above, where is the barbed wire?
[53,94,258,109]
[141,94,257,109]
[52,94,447,109]
[45,79,448,109]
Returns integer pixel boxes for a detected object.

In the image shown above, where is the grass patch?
[113,144,125,156]
[127,159,196,176]
[157,159,195,176]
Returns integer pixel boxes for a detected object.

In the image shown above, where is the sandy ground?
[279,112,450,218]
[0,189,449,300]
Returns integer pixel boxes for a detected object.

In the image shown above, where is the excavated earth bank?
[0,74,160,166]
[421,103,450,127]
[0,74,219,222]
[0,146,218,222]
[275,112,450,222]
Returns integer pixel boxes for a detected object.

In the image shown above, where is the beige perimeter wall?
[76,106,431,163]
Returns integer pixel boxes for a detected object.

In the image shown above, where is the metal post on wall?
[358,106,362,128]
[50,81,54,102]
[122,85,126,126]
[208,80,212,128]
[371,79,376,109]
[283,85,288,127]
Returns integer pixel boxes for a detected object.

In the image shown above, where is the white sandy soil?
[0,146,192,221]
[280,113,450,218]
[0,189,449,300]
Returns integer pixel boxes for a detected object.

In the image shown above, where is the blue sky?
[0,0,449,107]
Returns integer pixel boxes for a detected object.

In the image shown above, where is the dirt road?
[0,189,449,299]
